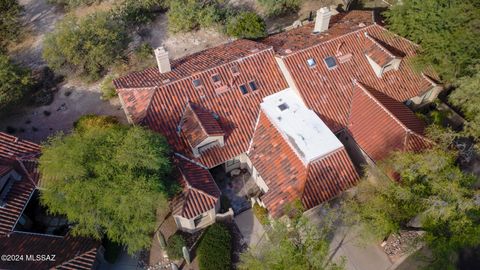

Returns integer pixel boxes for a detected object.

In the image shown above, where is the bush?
[0,53,33,113]
[226,11,266,39]
[48,0,99,8]
[252,203,269,225]
[258,0,301,17]
[167,0,220,33]
[0,0,23,50]
[100,75,117,100]
[166,234,186,260]
[112,0,168,25]
[197,223,231,270]
[43,12,129,81]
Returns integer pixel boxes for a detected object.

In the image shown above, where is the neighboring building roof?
[141,43,289,168]
[263,12,436,132]
[180,102,224,148]
[171,156,221,219]
[249,110,359,217]
[0,232,100,270]
[348,82,432,161]
[0,132,41,236]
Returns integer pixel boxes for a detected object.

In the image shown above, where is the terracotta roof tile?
[171,156,220,219]
[249,112,359,217]
[117,87,156,123]
[0,233,100,270]
[0,133,41,236]
[348,82,432,161]
[364,32,396,67]
[272,23,434,132]
[143,46,289,168]
[180,102,224,148]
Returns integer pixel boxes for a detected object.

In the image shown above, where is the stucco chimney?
[154,47,171,73]
[314,7,332,33]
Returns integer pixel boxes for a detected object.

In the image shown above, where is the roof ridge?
[354,80,412,133]
[281,21,377,58]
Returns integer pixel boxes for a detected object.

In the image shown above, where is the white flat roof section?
[261,89,344,164]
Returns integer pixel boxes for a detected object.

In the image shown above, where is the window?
[239,84,248,95]
[324,56,337,69]
[192,78,202,88]
[211,74,221,84]
[248,81,258,91]
[307,58,316,67]
[278,103,289,111]
[231,65,240,75]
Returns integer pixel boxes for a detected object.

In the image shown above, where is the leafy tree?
[449,65,480,141]
[258,0,301,17]
[384,0,480,82]
[0,0,23,50]
[39,115,178,254]
[226,11,266,39]
[0,53,33,113]
[197,223,231,270]
[43,12,128,80]
[239,202,344,270]
[343,149,480,269]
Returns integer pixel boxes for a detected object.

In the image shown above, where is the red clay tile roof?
[0,165,11,176]
[261,10,375,55]
[180,102,224,148]
[0,133,41,236]
[171,156,220,219]
[249,112,359,217]
[364,32,397,67]
[268,21,435,132]
[114,39,272,90]
[0,232,100,270]
[348,82,432,161]
[117,87,156,123]
[143,44,289,168]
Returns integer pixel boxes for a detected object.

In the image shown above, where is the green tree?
[43,12,128,80]
[449,65,480,141]
[226,11,266,39]
[0,0,23,50]
[0,53,32,113]
[197,223,232,270]
[239,203,344,270]
[384,0,480,82]
[167,0,220,33]
[39,115,178,254]
[343,149,480,268]
[258,0,301,17]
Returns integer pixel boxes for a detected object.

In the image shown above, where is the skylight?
[307,58,316,67]
[324,56,337,69]
[278,103,289,111]
[211,74,221,84]
[239,85,248,95]
[249,81,258,91]
[192,79,202,88]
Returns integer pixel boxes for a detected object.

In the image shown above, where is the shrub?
[258,0,301,17]
[226,11,266,39]
[48,0,99,8]
[197,223,231,270]
[0,53,33,113]
[166,234,186,260]
[43,12,129,81]
[167,0,221,33]
[100,75,117,100]
[112,0,168,25]
[252,203,269,225]
[0,0,23,50]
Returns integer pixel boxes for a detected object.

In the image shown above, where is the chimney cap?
[318,6,331,14]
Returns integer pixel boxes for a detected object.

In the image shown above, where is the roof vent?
[314,7,332,33]
[154,47,171,74]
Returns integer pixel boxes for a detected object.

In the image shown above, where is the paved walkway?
[234,209,266,247]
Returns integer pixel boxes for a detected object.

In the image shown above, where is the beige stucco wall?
[173,202,218,233]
